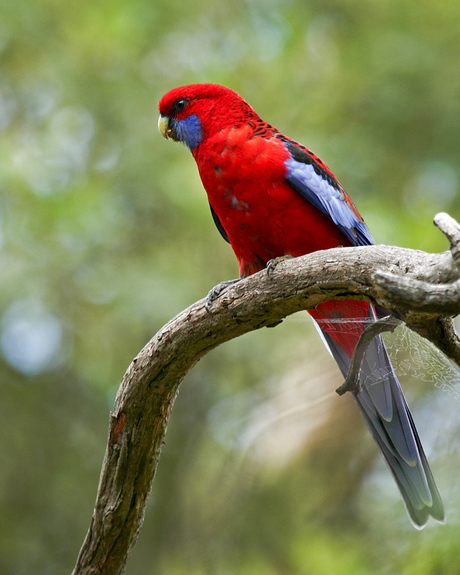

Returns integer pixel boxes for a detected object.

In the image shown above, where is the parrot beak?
[158,113,173,140]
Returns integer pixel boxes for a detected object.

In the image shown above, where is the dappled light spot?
[1,299,64,376]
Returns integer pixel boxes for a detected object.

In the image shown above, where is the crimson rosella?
[158,83,444,527]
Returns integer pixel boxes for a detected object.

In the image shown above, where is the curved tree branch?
[72,212,460,575]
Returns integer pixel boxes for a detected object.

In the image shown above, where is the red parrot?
[158,83,444,527]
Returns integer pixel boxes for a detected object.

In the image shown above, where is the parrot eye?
[174,99,188,114]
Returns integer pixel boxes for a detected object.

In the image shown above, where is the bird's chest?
[195,131,291,237]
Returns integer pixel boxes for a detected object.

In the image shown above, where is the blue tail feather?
[314,306,445,528]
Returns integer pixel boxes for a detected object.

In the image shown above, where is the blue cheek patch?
[174,114,203,150]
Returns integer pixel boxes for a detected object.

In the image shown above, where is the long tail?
[309,299,445,528]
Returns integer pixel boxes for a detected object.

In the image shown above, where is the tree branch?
[72,213,460,575]
[336,315,402,396]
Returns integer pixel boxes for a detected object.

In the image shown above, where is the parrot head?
[158,83,256,150]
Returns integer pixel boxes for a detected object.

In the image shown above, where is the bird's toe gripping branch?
[266,255,295,277]
[205,278,242,312]
[336,315,402,396]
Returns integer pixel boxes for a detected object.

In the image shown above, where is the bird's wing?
[283,140,374,247]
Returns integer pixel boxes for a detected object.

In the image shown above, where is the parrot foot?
[266,255,294,277]
[205,279,241,312]
[336,315,401,396]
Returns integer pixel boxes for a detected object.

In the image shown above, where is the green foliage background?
[1,1,460,573]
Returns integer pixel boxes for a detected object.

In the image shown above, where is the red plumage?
[159,83,444,527]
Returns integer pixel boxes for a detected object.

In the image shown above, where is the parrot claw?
[266,255,294,277]
[205,279,241,311]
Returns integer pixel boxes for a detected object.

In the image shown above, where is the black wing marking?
[210,204,230,243]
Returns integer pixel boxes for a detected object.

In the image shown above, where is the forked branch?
[72,212,460,575]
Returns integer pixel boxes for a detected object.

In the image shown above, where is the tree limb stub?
[434,212,460,271]
[336,315,402,396]
[72,213,460,575]
[374,273,460,315]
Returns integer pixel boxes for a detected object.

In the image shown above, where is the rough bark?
[72,212,460,575]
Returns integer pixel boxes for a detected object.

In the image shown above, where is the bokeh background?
[1,1,460,573]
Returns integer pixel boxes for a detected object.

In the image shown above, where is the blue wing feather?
[283,141,374,247]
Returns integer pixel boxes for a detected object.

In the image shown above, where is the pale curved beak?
[158,114,172,139]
